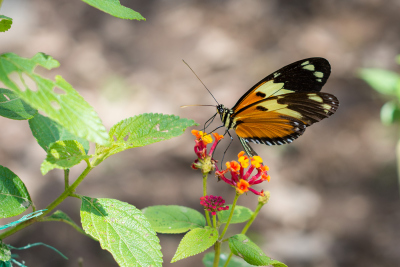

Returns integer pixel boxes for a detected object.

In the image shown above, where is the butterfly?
[213,57,339,157]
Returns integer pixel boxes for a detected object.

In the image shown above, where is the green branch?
[0,164,93,240]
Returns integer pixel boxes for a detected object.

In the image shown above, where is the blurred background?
[1,0,400,266]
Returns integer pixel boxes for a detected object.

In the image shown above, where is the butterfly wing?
[232,92,339,155]
[232,57,331,113]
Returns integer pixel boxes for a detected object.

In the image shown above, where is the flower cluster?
[200,195,229,215]
[191,130,224,173]
[216,151,270,196]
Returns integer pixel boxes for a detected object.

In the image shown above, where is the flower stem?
[223,193,270,267]
[219,193,239,240]
[0,164,93,240]
[222,253,233,267]
[212,214,217,228]
[214,193,239,267]
[213,240,221,267]
[203,172,212,227]
[241,203,262,234]
[242,192,269,235]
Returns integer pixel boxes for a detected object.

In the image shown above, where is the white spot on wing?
[314,71,324,78]
[301,61,310,66]
[303,64,315,71]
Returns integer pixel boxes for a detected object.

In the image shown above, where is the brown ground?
[1,0,400,266]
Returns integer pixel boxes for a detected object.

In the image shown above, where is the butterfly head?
[216,104,226,115]
[217,104,234,129]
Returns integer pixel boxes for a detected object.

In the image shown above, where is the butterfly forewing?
[232,57,331,112]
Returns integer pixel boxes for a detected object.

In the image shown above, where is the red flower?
[191,130,224,173]
[215,151,270,196]
[200,195,229,216]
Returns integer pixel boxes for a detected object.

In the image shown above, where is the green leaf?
[142,205,206,234]
[40,140,91,175]
[94,113,197,163]
[0,88,37,120]
[29,113,89,153]
[0,52,109,145]
[81,0,145,20]
[380,101,400,125]
[171,227,218,263]
[359,68,400,95]
[0,15,12,33]
[218,205,253,224]
[80,197,162,267]
[203,252,258,267]
[0,261,12,267]
[0,166,32,218]
[229,234,287,267]
[0,241,11,261]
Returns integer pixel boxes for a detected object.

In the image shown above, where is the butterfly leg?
[219,130,234,169]
[207,125,225,134]
[203,112,218,132]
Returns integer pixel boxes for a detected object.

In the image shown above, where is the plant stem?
[222,253,233,267]
[213,240,221,267]
[42,165,93,217]
[40,217,95,240]
[219,193,239,240]
[214,193,239,267]
[64,169,70,189]
[203,172,212,227]
[212,214,217,228]
[224,193,270,267]
[0,164,93,240]
[241,201,263,235]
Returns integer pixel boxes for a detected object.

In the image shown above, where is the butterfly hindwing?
[232,92,338,147]
[232,57,331,113]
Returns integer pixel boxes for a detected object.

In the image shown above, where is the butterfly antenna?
[182,59,219,105]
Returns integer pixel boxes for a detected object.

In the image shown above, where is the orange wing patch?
[234,112,306,145]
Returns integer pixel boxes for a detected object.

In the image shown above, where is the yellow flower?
[251,156,263,168]
[238,151,249,168]
[191,129,212,144]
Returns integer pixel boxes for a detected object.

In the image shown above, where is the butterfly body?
[216,57,339,156]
